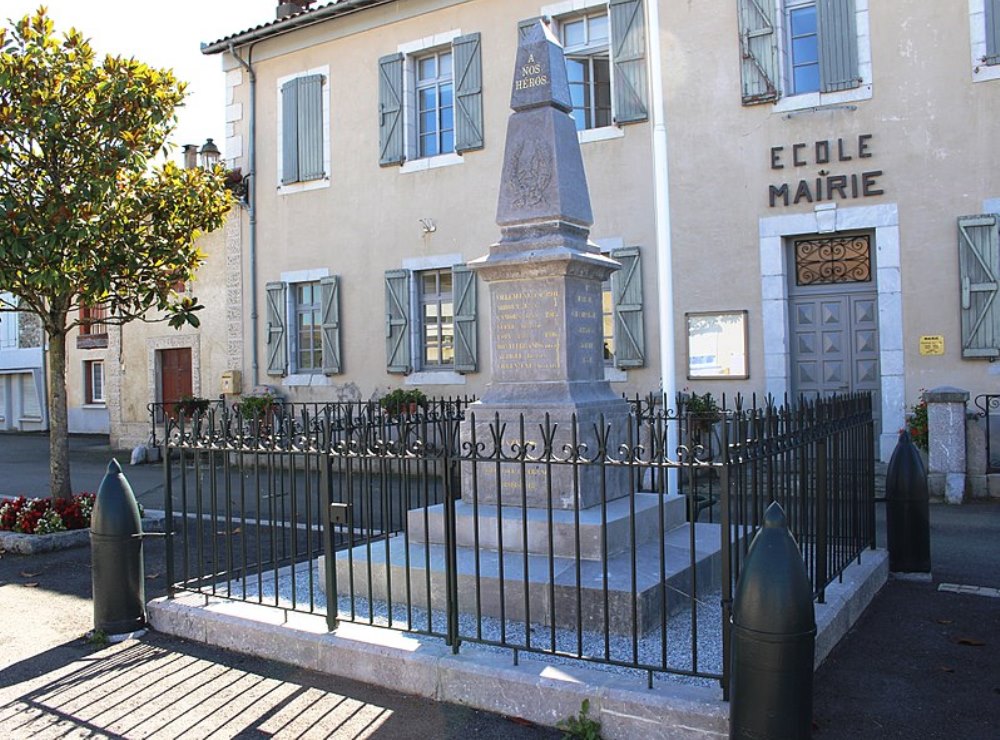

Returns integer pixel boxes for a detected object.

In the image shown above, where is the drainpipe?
[645,4,677,423]
[228,43,259,388]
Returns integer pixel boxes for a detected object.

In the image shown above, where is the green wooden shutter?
[297,73,325,181]
[320,275,342,375]
[611,247,645,368]
[385,270,411,373]
[378,53,405,166]
[958,214,1000,359]
[265,282,288,375]
[817,0,859,92]
[281,79,300,184]
[987,0,1000,64]
[609,0,648,124]
[453,33,484,153]
[452,264,478,373]
[737,0,779,104]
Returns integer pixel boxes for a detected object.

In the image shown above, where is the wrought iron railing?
[155,393,875,693]
[975,394,1000,473]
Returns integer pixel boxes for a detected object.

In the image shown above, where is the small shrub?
[556,699,602,740]
[236,391,279,418]
[907,394,928,451]
[379,388,427,416]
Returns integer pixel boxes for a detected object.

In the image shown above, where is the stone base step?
[407,493,689,560]
[321,520,722,635]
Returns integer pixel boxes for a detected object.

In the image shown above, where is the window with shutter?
[958,214,1000,359]
[740,1,867,107]
[279,69,329,188]
[453,33,484,153]
[738,0,780,103]
[385,270,412,373]
[609,0,648,124]
[265,282,288,376]
[610,247,645,368]
[320,276,342,375]
[379,53,405,166]
[452,264,478,372]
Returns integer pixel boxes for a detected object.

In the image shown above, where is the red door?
[160,348,193,419]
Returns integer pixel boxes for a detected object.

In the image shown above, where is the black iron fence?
[155,393,875,692]
[975,394,1000,474]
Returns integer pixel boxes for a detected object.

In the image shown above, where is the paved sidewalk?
[811,500,1000,739]
[0,538,559,739]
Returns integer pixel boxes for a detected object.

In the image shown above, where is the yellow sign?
[919,335,945,356]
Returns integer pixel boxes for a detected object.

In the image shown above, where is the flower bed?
[0,493,96,535]
[0,493,97,555]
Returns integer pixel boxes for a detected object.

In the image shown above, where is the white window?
[419,269,456,369]
[415,50,455,158]
[85,360,105,405]
[0,292,17,349]
[292,281,323,373]
[560,10,612,131]
[785,1,820,95]
[276,66,330,193]
[738,0,871,110]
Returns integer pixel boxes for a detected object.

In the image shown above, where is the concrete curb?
[148,548,888,738]
[0,515,166,555]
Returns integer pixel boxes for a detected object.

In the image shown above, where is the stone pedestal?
[925,386,969,504]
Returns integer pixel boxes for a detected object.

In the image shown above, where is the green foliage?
[0,9,232,498]
[175,394,210,416]
[908,394,929,451]
[0,10,232,334]
[681,388,719,416]
[236,392,279,418]
[86,629,108,647]
[556,699,602,740]
[379,388,428,415]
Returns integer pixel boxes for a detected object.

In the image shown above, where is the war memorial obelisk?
[332,21,706,634]
[463,19,632,509]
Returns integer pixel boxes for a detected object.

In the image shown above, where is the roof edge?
[201,0,392,55]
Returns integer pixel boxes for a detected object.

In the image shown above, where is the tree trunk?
[48,330,72,500]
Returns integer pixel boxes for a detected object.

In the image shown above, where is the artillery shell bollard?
[730,501,815,740]
[885,429,931,576]
[90,459,147,639]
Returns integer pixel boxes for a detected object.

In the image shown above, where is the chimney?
[182,144,199,170]
[276,0,315,19]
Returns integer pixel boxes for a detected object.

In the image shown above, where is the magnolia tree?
[0,11,232,499]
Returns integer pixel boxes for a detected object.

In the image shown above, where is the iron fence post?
[442,415,460,653]
[719,412,733,700]
[164,431,174,598]
[321,445,339,631]
[815,434,828,603]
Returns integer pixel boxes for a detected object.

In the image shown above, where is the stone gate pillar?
[925,386,969,504]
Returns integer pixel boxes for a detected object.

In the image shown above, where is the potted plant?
[236,391,280,433]
[379,388,427,417]
[175,394,210,418]
[680,388,719,445]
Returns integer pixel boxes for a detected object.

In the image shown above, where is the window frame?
[559,9,613,133]
[84,359,105,405]
[784,0,820,96]
[418,268,456,370]
[276,66,331,194]
[414,48,456,160]
[0,292,18,350]
[292,280,323,374]
[268,269,341,385]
